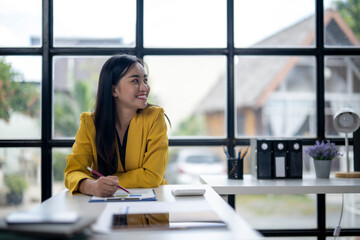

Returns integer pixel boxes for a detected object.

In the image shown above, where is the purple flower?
[305,140,342,160]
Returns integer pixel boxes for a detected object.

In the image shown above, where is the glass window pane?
[0,56,41,139]
[144,0,226,48]
[324,1,360,47]
[327,194,360,229]
[53,0,136,47]
[52,148,71,196]
[0,0,41,47]
[165,146,226,184]
[0,148,41,218]
[325,56,360,138]
[53,56,108,138]
[235,194,316,229]
[144,56,226,137]
[235,56,316,138]
[234,0,315,48]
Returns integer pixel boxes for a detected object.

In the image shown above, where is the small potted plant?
[305,140,341,178]
[4,174,28,205]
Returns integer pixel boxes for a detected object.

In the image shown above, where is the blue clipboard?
[89,189,157,202]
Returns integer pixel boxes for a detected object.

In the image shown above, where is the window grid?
[0,0,359,238]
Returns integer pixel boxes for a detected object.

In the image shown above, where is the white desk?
[200,174,360,195]
[0,185,262,240]
[200,174,360,239]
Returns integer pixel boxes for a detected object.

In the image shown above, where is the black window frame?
[0,0,359,239]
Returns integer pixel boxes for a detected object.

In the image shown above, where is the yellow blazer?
[64,105,169,194]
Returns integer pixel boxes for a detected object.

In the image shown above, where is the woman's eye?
[132,79,139,83]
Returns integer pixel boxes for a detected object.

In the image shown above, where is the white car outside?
[171,149,226,184]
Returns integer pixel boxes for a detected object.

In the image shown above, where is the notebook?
[5,211,79,224]
[0,211,91,238]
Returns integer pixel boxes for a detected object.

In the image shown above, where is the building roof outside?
[197,10,360,114]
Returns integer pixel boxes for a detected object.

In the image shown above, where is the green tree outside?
[0,58,39,121]
[54,80,94,137]
[53,151,68,182]
[173,114,206,136]
[334,0,360,39]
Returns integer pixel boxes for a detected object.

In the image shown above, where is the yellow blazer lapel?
[114,137,125,173]
[125,112,143,171]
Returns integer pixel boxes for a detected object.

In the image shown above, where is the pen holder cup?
[227,157,243,179]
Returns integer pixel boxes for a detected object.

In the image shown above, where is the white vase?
[313,159,332,178]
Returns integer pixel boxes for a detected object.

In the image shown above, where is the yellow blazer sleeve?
[115,107,169,187]
[64,113,95,193]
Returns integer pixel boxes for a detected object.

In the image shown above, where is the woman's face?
[112,62,150,111]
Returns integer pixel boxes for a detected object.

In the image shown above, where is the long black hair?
[94,54,143,176]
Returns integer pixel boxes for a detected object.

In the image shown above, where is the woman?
[64,54,169,197]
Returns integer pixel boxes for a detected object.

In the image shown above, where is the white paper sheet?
[90,188,156,202]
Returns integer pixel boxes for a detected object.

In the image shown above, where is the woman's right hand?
[79,176,119,197]
[92,176,119,197]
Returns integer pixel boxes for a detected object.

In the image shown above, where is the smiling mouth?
[136,95,147,100]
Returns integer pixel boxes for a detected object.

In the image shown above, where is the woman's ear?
[112,86,117,97]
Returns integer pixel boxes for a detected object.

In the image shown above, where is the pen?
[223,146,231,159]
[241,147,249,159]
[87,166,131,194]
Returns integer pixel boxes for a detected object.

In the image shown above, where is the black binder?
[257,140,273,179]
[287,140,303,179]
[354,128,360,171]
[273,140,287,179]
